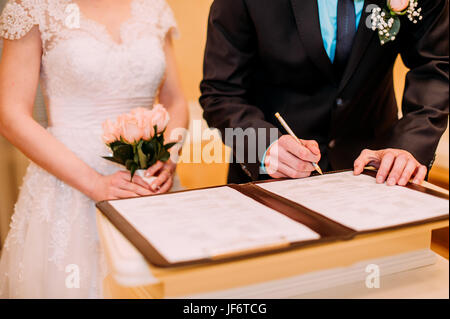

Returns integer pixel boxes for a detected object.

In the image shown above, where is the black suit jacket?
[199,0,449,184]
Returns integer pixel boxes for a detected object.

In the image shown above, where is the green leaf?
[391,16,401,34]
[148,157,158,167]
[156,132,164,145]
[164,142,177,150]
[108,140,125,149]
[156,142,162,157]
[378,13,401,45]
[102,156,125,166]
[158,151,171,162]
[142,139,156,165]
[112,144,133,164]
[125,159,138,181]
[139,135,172,166]
[131,143,138,164]
[112,143,128,153]
[125,159,135,170]
[137,143,148,169]
[142,139,154,155]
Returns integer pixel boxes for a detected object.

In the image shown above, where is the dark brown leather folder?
[96,169,449,268]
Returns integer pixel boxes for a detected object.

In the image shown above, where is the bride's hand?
[144,160,177,194]
[90,171,154,201]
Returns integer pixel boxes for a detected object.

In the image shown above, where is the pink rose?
[131,107,155,140]
[117,114,144,144]
[102,119,121,144]
[130,107,149,126]
[150,104,170,134]
[389,0,409,12]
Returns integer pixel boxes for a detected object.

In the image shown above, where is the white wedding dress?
[0,0,180,298]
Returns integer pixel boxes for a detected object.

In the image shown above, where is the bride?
[0,0,188,298]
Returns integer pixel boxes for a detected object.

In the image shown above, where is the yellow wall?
[167,0,213,101]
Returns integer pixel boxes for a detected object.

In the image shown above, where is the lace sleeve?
[0,0,43,40]
[159,1,179,40]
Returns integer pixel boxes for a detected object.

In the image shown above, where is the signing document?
[257,171,448,231]
[99,171,448,266]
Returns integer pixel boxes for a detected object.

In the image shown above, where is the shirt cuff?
[260,140,277,175]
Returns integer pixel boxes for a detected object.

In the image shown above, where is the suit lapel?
[290,0,337,84]
[338,0,380,90]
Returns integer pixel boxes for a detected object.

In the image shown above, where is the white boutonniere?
[371,0,423,45]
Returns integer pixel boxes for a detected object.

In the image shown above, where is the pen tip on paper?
[315,164,323,175]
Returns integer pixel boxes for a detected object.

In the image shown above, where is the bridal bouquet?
[102,105,176,180]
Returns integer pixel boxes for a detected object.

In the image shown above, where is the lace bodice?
[0,0,177,129]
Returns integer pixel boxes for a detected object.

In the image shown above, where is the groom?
[199,0,449,185]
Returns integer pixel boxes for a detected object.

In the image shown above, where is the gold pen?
[275,112,323,175]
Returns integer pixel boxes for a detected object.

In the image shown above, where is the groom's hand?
[353,148,428,186]
[265,135,321,179]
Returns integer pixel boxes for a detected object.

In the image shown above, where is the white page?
[257,171,449,231]
[109,186,319,263]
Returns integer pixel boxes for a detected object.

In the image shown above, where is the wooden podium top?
[96,181,449,299]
